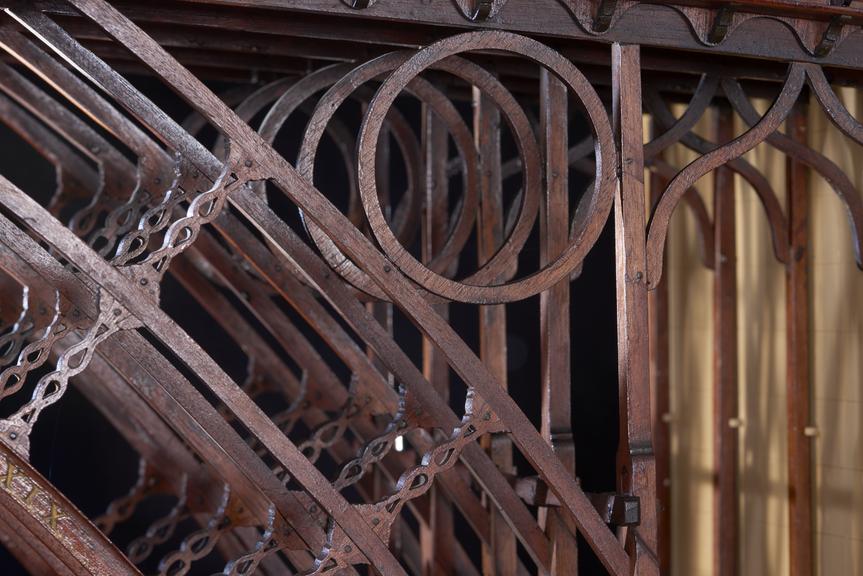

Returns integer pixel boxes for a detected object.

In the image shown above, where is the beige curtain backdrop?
[664,89,863,575]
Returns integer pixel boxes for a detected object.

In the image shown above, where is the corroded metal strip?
[93,459,161,535]
[0,290,141,457]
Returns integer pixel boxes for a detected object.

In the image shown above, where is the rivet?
[383,265,392,273]
[343,544,352,553]
[9,432,17,440]
[309,504,318,514]
[244,159,253,168]
[139,278,149,286]
[635,271,643,281]
[371,517,380,525]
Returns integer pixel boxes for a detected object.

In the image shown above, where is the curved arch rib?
[724,75,863,270]
[644,74,719,161]
[646,63,805,288]
[0,32,553,573]
[25,3,630,573]
[645,83,790,271]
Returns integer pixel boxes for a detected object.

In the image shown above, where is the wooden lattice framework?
[0,1,860,575]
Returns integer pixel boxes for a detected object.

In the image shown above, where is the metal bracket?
[513,475,641,526]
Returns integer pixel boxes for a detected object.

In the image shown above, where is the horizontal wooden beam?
[160,0,863,69]
[35,0,863,73]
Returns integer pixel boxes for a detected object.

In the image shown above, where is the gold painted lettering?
[23,483,42,506]
[0,449,73,537]
[45,501,69,532]
[0,449,69,535]
[3,461,21,491]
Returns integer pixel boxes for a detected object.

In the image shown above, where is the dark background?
[0,72,620,575]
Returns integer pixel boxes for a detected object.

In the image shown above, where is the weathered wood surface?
[0,1,858,575]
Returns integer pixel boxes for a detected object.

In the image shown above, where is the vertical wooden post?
[539,67,579,575]
[474,84,518,576]
[647,138,671,574]
[420,103,455,576]
[367,119,395,387]
[712,104,739,576]
[368,119,396,576]
[786,101,813,576]
[612,43,659,576]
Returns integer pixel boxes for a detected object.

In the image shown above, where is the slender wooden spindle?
[368,114,397,576]
[420,101,456,576]
[712,103,739,576]
[474,83,518,576]
[786,101,813,576]
[647,137,672,575]
[539,67,579,575]
[612,43,659,576]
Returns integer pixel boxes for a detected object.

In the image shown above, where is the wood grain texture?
[0,2,857,574]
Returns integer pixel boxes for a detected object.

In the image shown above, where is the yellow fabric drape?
[666,90,863,575]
